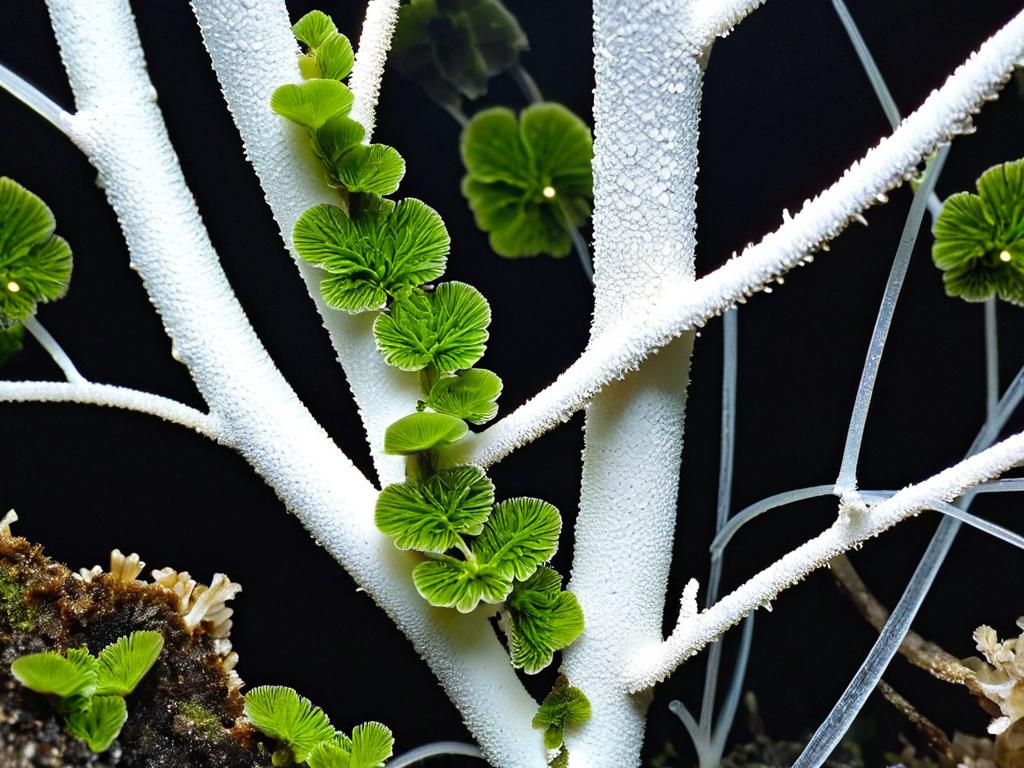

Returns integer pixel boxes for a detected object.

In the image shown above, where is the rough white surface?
[191,0,417,487]
[45,2,544,765]
[347,0,400,142]
[626,428,1024,691]
[454,8,1024,470]
[560,2,700,766]
[690,0,770,49]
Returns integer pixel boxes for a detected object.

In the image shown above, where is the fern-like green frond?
[412,556,512,613]
[470,497,561,581]
[506,568,584,674]
[244,685,336,763]
[65,694,128,753]
[11,649,97,699]
[95,630,164,696]
[424,368,503,424]
[532,675,591,748]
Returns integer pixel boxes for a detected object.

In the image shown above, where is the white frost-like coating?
[347,0,401,141]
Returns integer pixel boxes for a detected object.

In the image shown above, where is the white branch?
[452,9,1024,469]
[625,429,1024,692]
[348,0,400,142]
[0,380,226,442]
[0,60,76,137]
[48,2,543,766]
[190,0,417,487]
[689,0,770,50]
[22,317,86,384]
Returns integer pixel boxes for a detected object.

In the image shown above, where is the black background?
[2,1,1024,765]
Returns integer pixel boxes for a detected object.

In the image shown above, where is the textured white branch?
[190,0,417,487]
[48,2,543,766]
[626,429,1024,692]
[453,9,1024,469]
[348,0,400,142]
[689,0,770,50]
[0,60,76,137]
[560,1,700,765]
[0,380,226,442]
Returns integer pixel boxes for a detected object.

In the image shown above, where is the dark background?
[2,1,1024,765]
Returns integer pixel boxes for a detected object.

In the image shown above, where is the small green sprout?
[422,368,502,425]
[383,411,469,455]
[373,282,491,372]
[0,177,73,327]
[532,675,591,749]
[10,630,164,753]
[461,103,593,258]
[293,200,449,313]
[293,10,355,81]
[244,685,393,767]
[390,0,528,112]
[506,568,584,675]
[932,158,1024,305]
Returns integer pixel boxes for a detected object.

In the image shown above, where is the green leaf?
[383,412,468,455]
[376,465,494,552]
[470,497,561,581]
[308,741,350,768]
[317,34,356,81]
[373,282,490,372]
[293,10,338,49]
[425,368,502,424]
[314,115,366,170]
[95,630,164,696]
[412,556,512,612]
[11,649,97,699]
[461,107,532,186]
[292,11,354,81]
[65,695,127,753]
[0,323,24,366]
[0,177,73,327]
[293,199,449,313]
[330,144,407,195]
[506,568,584,674]
[532,675,591,749]
[271,80,354,131]
[348,721,394,768]
[244,685,336,763]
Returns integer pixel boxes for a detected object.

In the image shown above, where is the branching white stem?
[22,317,86,384]
[0,61,75,137]
[0,380,226,442]
[453,10,1024,470]
[626,428,1024,692]
[689,0,770,51]
[347,0,400,141]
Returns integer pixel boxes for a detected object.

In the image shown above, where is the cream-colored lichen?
[151,567,198,614]
[109,549,145,581]
[74,564,102,582]
[964,620,1024,735]
[0,510,17,537]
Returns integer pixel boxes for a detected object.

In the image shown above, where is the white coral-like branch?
[347,0,400,141]
[0,510,17,538]
[109,549,145,581]
[182,572,242,633]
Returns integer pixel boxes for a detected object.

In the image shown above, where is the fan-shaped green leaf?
[95,630,164,696]
[373,282,490,372]
[318,34,356,81]
[330,144,406,195]
[271,80,354,131]
[11,649,97,699]
[314,116,366,170]
[293,10,337,49]
[933,192,992,270]
[425,368,502,424]
[0,323,24,367]
[532,675,591,748]
[308,743,349,768]
[348,721,394,768]
[412,556,512,613]
[376,466,494,552]
[65,695,127,753]
[244,685,336,762]
[520,103,594,186]
[470,497,561,581]
[488,202,577,259]
[461,107,532,186]
[0,178,73,327]
[383,412,468,455]
[293,199,449,313]
[506,568,584,674]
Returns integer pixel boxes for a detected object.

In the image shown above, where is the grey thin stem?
[711,613,756,758]
[834,145,949,493]
[389,741,485,767]
[22,316,86,384]
[710,485,836,557]
[986,298,999,417]
[0,61,74,136]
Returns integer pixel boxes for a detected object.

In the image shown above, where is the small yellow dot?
[542,186,556,199]
[6,281,19,293]
[999,250,1013,263]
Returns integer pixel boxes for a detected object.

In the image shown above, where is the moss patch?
[0,565,35,632]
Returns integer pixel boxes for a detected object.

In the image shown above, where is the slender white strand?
[0,380,225,442]
[0,61,75,137]
[626,428,1024,691]
[710,485,837,556]
[347,0,400,141]
[710,613,756,758]
[22,316,86,384]
[986,299,999,417]
[454,10,1024,470]
[389,741,485,768]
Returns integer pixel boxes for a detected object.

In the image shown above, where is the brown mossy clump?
[0,535,272,768]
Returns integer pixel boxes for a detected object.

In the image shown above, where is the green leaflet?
[532,675,591,749]
[373,282,490,372]
[376,465,495,552]
[11,649,97,699]
[293,11,354,81]
[412,556,513,613]
[293,200,449,313]
[244,685,336,763]
[461,103,593,258]
[348,721,395,768]
[507,568,584,674]
[95,630,164,696]
[424,368,503,424]
[271,79,355,131]
[65,695,128,753]
[0,323,24,366]
[0,177,73,327]
[330,144,407,196]
[932,158,1024,305]
[293,9,338,49]
[383,411,468,454]
[471,497,561,581]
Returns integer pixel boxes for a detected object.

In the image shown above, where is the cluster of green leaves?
[10,630,164,752]
[932,158,1024,305]
[244,685,393,768]
[532,675,591,766]
[461,104,593,258]
[390,0,528,113]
